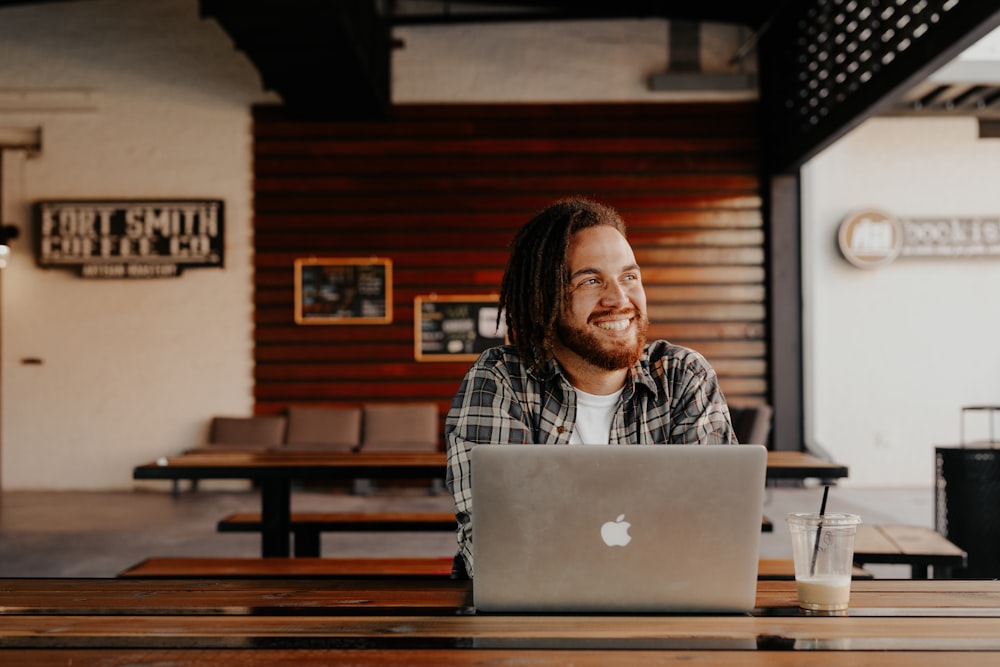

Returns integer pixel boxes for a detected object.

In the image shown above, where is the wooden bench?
[119,556,868,580]
[852,524,967,579]
[758,558,872,580]
[217,511,458,557]
[119,556,458,578]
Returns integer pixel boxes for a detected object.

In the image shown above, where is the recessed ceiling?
[887,25,1000,118]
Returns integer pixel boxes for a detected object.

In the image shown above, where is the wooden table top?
[2,578,998,616]
[134,451,449,480]
[5,648,1000,667]
[135,449,847,481]
[2,578,999,662]
[761,450,848,479]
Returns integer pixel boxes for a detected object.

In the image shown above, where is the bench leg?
[293,529,321,558]
[260,479,292,558]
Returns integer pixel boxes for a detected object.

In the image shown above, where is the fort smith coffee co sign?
[838,208,1000,269]
[35,199,224,278]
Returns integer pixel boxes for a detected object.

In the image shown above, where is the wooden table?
[135,451,448,557]
[763,450,848,481]
[854,524,968,579]
[134,449,848,558]
[1,578,998,664]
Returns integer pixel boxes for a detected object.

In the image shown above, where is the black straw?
[809,485,830,577]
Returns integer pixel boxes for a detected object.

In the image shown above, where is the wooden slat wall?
[253,102,766,434]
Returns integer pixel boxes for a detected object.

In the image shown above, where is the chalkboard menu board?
[415,294,507,361]
[294,257,392,325]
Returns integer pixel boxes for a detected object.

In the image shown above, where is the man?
[445,197,736,577]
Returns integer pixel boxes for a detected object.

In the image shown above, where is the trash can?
[935,406,1000,578]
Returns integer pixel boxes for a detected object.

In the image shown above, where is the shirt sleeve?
[647,341,737,445]
[659,345,738,445]
[444,356,535,577]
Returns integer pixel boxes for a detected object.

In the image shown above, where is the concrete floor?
[0,482,936,578]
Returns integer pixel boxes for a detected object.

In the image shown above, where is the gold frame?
[414,293,505,361]
[294,257,393,325]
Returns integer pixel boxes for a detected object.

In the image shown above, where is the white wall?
[393,19,755,103]
[0,0,278,489]
[802,117,1000,487]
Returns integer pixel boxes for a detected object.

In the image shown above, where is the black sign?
[35,199,224,278]
[415,294,506,361]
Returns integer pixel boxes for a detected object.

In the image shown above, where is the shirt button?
[556,426,565,434]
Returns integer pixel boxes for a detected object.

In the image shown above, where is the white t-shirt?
[570,387,623,445]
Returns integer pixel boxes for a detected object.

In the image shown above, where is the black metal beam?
[201,0,391,120]
[765,173,803,453]
[384,1,778,30]
[759,1,1000,173]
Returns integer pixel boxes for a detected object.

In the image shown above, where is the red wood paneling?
[253,102,766,432]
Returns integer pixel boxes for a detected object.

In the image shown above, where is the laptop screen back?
[471,444,767,613]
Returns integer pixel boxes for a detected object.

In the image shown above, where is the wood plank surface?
[5,649,1000,667]
[757,559,871,580]
[217,511,457,530]
[0,578,473,615]
[4,576,1000,661]
[763,451,848,478]
[854,525,966,558]
[117,557,849,581]
[4,579,1000,616]
[136,450,843,480]
[852,524,967,578]
[4,614,1000,645]
[252,102,771,414]
[755,579,1000,609]
[119,557,457,578]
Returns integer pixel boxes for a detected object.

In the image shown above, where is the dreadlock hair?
[498,197,627,372]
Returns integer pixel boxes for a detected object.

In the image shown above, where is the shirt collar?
[530,347,660,400]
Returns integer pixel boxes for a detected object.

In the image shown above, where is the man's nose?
[600,280,628,305]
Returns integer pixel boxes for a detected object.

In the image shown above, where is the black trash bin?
[935,407,1000,578]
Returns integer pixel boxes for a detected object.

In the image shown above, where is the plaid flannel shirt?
[444,339,736,577]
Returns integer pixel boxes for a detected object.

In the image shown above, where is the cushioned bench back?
[729,404,773,446]
[283,405,362,451]
[209,416,287,450]
[361,403,439,451]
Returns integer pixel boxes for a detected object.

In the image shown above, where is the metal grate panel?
[760,0,1000,171]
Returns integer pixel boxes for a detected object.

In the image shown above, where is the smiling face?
[553,225,648,381]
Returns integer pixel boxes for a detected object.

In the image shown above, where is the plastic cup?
[786,512,862,612]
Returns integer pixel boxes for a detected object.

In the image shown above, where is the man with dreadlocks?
[444,197,736,578]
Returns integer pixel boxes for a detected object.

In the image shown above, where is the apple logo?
[600,513,632,547]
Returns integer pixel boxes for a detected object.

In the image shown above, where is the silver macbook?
[470,444,767,613]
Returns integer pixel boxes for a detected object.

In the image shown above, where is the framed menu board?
[294,257,392,325]
[415,294,507,361]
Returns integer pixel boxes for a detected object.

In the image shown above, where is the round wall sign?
[837,209,903,269]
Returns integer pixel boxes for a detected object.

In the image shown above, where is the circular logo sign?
[837,209,903,269]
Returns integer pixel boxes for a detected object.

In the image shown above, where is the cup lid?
[785,512,862,526]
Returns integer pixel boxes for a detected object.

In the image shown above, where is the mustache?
[587,308,639,323]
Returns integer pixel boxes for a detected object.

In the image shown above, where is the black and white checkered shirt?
[444,340,736,577]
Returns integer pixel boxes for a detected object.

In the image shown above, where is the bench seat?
[119,556,870,580]
[119,556,456,578]
[758,558,872,580]
[852,524,967,579]
[217,511,458,557]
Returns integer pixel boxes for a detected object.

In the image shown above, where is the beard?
[555,309,648,371]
